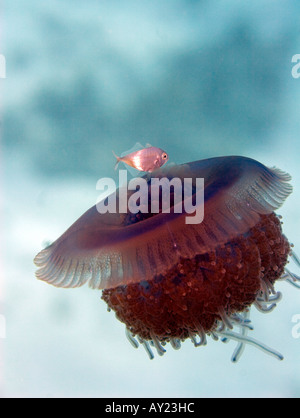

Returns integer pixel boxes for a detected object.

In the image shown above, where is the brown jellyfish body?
[34,156,300,361]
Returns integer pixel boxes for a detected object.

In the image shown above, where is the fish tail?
[112,150,121,170]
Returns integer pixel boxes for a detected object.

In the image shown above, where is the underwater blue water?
[2,0,300,397]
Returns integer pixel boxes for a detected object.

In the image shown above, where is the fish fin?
[112,150,121,170]
[145,143,152,148]
[120,142,144,157]
[112,150,120,159]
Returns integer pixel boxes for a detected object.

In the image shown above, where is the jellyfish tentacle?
[188,327,207,347]
[259,276,277,301]
[189,332,201,347]
[125,328,139,349]
[169,338,181,350]
[230,312,254,330]
[282,268,300,289]
[280,248,300,288]
[137,336,154,360]
[150,333,166,356]
[254,291,282,313]
[230,310,250,363]
[218,307,234,330]
[216,330,284,361]
[192,319,207,346]
[264,278,276,295]
[291,250,300,268]
[254,300,277,313]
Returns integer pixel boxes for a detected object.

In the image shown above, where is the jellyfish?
[34,156,300,361]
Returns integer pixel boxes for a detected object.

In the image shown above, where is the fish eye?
[162,153,167,159]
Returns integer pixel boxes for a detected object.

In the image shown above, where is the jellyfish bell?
[34,156,300,361]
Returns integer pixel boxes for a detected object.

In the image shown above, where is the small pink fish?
[113,147,168,172]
